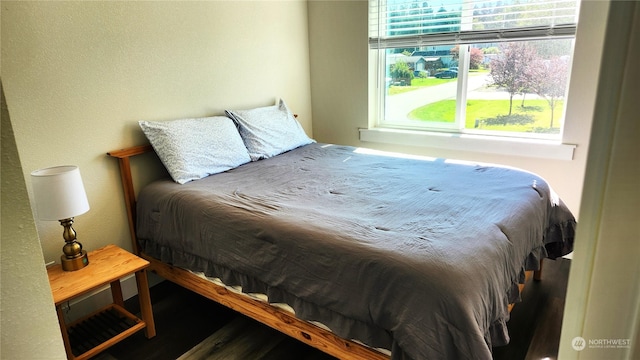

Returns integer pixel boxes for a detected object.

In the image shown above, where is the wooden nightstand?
[47,244,156,360]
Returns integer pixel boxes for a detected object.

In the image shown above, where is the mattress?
[136,143,575,360]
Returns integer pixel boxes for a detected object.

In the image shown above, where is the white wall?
[308,0,609,217]
[1,83,67,359]
[1,0,311,339]
[559,1,640,358]
[2,0,311,267]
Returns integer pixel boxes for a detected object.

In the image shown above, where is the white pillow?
[225,100,314,161]
[139,116,251,184]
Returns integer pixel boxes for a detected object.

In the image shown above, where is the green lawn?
[408,99,564,133]
[387,70,487,96]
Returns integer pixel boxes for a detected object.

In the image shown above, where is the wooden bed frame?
[107,144,539,360]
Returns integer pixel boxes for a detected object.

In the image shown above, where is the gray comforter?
[136,143,575,360]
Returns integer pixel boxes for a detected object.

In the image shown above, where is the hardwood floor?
[98,257,571,360]
[493,257,571,360]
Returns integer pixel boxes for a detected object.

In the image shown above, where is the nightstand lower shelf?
[65,303,146,360]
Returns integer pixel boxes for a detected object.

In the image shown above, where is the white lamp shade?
[31,165,90,220]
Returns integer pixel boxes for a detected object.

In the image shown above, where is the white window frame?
[365,0,580,160]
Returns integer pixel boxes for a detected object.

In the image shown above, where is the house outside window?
[369,0,580,141]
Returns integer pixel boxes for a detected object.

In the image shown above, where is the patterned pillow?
[139,116,251,184]
[225,100,314,161]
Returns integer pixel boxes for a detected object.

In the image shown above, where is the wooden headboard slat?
[108,144,153,159]
[107,144,154,255]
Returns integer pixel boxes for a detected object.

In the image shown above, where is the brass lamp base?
[61,250,89,271]
[59,217,89,271]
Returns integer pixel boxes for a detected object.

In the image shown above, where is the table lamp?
[31,165,90,271]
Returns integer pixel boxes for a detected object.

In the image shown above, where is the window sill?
[359,128,576,161]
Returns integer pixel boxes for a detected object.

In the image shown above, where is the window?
[369,0,580,140]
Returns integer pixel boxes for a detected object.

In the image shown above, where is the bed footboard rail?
[143,254,390,360]
[107,144,153,255]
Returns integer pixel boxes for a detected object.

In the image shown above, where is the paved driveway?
[384,73,539,120]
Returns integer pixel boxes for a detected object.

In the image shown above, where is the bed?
[107,101,575,360]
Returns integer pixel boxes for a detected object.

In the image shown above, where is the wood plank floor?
[98,257,571,360]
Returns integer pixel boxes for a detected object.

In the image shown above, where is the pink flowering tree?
[489,42,539,115]
[529,57,570,128]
